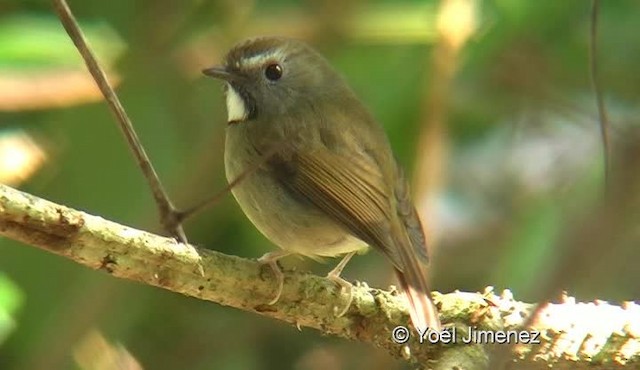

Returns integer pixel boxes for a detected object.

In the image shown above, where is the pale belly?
[224,130,368,258]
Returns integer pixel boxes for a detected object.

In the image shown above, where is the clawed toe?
[263,260,284,305]
[258,251,289,305]
[326,252,357,316]
[327,273,353,317]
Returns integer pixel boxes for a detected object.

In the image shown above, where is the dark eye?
[264,63,283,81]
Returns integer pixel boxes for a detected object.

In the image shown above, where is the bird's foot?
[258,251,290,305]
[326,251,357,317]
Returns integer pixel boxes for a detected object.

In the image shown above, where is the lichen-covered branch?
[0,183,638,369]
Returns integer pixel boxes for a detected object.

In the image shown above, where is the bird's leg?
[326,251,356,317]
[258,251,291,305]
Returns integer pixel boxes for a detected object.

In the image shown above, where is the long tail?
[395,269,441,333]
[390,168,441,332]
[389,212,441,332]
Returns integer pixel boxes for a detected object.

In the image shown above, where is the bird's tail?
[395,269,441,333]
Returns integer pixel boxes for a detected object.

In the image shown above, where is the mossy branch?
[1,184,638,369]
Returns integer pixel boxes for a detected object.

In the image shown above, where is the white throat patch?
[225,84,248,122]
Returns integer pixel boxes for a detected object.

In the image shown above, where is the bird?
[203,36,441,332]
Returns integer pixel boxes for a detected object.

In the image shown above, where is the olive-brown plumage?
[204,37,441,331]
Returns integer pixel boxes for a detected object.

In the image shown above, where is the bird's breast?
[224,124,367,257]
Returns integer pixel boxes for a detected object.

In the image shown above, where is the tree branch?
[0,184,638,369]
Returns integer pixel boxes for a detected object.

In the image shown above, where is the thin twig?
[51,0,187,242]
[589,0,612,192]
[177,145,281,222]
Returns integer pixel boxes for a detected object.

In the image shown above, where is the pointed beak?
[202,66,237,82]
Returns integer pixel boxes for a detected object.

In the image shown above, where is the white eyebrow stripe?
[241,49,286,68]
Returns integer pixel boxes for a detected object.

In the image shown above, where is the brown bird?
[203,37,441,332]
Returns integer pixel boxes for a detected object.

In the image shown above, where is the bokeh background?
[1,0,639,369]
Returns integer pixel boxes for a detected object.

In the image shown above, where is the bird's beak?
[202,66,237,82]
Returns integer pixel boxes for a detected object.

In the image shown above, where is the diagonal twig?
[176,144,281,222]
[51,0,187,242]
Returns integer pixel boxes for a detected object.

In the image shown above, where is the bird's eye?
[264,63,283,81]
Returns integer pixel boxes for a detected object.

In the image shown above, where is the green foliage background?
[0,1,638,369]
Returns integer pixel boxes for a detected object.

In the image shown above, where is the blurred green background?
[1,0,639,369]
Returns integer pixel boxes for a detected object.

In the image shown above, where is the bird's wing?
[267,146,403,267]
